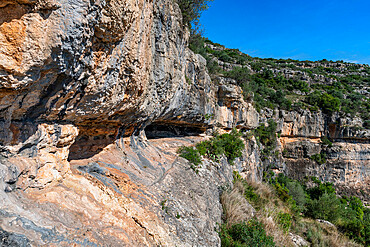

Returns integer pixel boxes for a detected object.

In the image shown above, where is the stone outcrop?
[0,0,369,245]
[0,0,257,245]
[0,132,233,246]
[271,110,370,202]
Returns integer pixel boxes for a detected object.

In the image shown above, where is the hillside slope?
[192,38,369,202]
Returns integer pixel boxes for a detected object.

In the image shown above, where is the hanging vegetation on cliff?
[177,0,213,32]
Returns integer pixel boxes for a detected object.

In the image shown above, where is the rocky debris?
[317,219,336,228]
[289,233,309,247]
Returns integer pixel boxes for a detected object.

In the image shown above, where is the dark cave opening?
[144,124,205,139]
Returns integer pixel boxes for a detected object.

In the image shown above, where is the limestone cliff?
[201,40,369,204]
[275,110,369,202]
[0,0,257,245]
[0,0,369,246]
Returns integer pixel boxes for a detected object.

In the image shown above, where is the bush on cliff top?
[177,0,213,31]
[306,91,341,114]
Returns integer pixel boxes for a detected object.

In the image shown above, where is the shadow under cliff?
[68,123,120,160]
[68,122,207,160]
[144,123,204,139]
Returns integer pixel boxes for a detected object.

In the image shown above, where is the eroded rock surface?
[0,132,233,246]
[0,0,253,245]
[273,110,370,202]
[0,0,369,245]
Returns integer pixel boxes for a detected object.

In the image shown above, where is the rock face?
[0,0,368,246]
[274,110,370,202]
[238,107,369,203]
[0,133,233,246]
[0,0,255,245]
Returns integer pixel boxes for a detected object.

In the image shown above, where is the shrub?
[306,223,326,247]
[310,153,327,165]
[348,196,365,221]
[220,219,276,247]
[253,120,277,159]
[277,212,292,233]
[363,208,370,246]
[197,129,244,164]
[274,182,291,202]
[177,146,201,171]
[270,90,292,110]
[364,120,370,129]
[275,173,291,187]
[218,51,233,63]
[179,129,244,167]
[177,0,213,30]
[286,181,306,207]
[306,178,335,200]
[196,139,223,161]
[320,93,341,113]
[243,184,260,204]
[223,67,250,83]
[305,193,344,223]
[215,129,245,164]
[320,136,333,147]
[306,91,341,114]
[340,219,365,244]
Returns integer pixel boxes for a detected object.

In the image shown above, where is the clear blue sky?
[199,0,370,64]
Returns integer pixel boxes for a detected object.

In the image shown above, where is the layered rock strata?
[0,0,257,245]
[0,0,369,245]
[273,110,369,202]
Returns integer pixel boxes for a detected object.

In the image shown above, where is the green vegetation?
[286,180,306,208]
[196,129,244,164]
[160,199,169,214]
[219,175,278,246]
[224,68,297,111]
[220,173,363,247]
[176,212,181,219]
[320,136,333,147]
[310,153,327,165]
[219,219,276,247]
[305,192,343,222]
[177,146,202,172]
[277,212,292,233]
[178,129,245,170]
[267,174,370,246]
[252,120,278,160]
[306,91,341,114]
[188,38,369,124]
[177,0,213,31]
